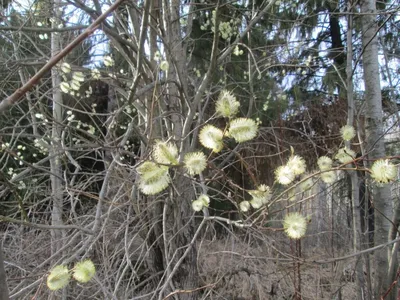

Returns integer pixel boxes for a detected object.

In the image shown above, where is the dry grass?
[198,235,358,300]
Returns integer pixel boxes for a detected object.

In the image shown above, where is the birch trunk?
[360,0,391,296]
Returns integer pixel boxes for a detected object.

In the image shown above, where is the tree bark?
[50,0,65,258]
[360,0,391,297]
[0,242,9,300]
[173,176,199,300]
[387,200,400,300]
[346,9,366,299]
[157,1,199,297]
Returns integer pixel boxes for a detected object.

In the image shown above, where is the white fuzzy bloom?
[317,156,333,171]
[47,265,70,291]
[72,72,85,82]
[250,197,263,209]
[152,140,179,165]
[283,212,307,239]
[321,171,337,184]
[287,155,306,175]
[215,90,240,118]
[257,184,269,192]
[137,161,170,195]
[60,82,71,93]
[233,45,243,56]
[61,62,71,74]
[139,176,170,195]
[199,125,224,152]
[103,56,114,67]
[198,194,210,207]
[248,185,270,206]
[370,159,397,184]
[340,125,356,141]
[73,260,96,283]
[239,201,250,212]
[184,151,207,175]
[160,61,169,71]
[335,147,356,164]
[275,165,295,185]
[91,68,101,79]
[137,161,168,182]
[228,118,258,143]
[70,80,81,91]
[192,199,204,212]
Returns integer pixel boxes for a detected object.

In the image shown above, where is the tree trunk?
[346,10,365,299]
[360,0,391,297]
[172,176,199,299]
[387,200,400,300]
[158,1,199,298]
[50,0,65,258]
[0,242,9,300]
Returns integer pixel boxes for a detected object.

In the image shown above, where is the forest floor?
[2,226,363,299]
[198,237,359,299]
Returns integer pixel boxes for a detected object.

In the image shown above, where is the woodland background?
[0,0,399,299]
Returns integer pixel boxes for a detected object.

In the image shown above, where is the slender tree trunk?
[387,202,400,300]
[346,9,365,299]
[360,0,391,297]
[50,0,65,257]
[0,242,9,300]
[381,29,400,300]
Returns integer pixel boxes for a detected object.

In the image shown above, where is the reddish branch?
[381,267,400,299]
[0,0,126,113]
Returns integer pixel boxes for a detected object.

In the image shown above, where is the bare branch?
[0,216,94,234]
[0,0,126,113]
[0,25,88,32]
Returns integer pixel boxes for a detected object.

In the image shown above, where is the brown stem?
[381,267,400,299]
